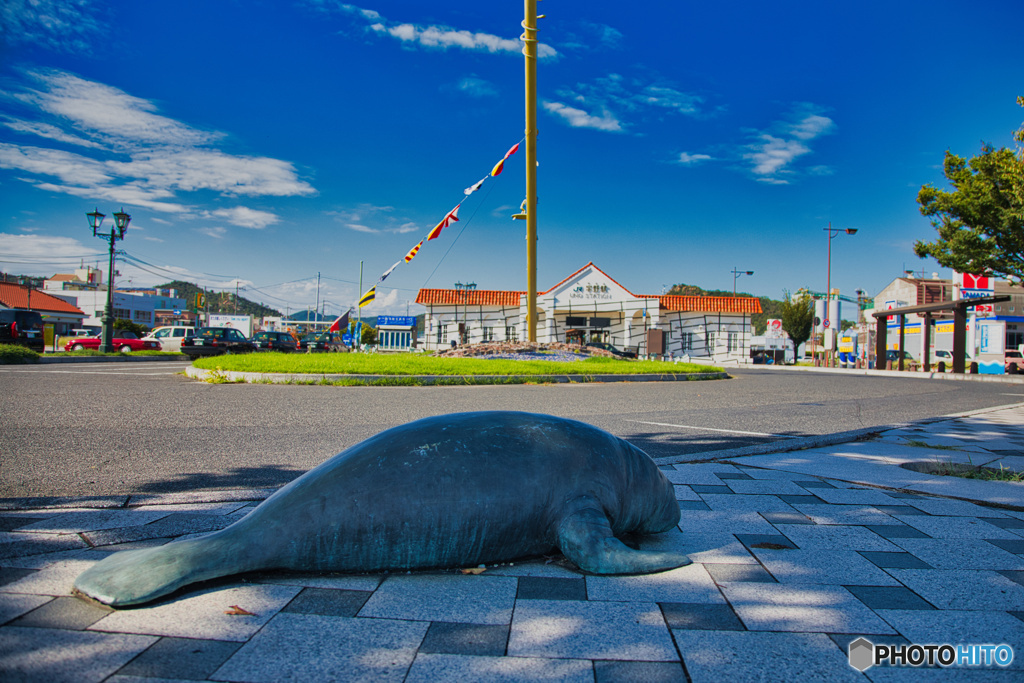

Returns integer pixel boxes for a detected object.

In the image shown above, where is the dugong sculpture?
[74,411,689,607]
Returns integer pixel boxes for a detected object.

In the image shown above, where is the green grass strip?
[192,352,721,376]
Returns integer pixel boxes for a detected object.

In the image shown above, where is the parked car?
[585,341,638,359]
[142,326,196,353]
[252,331,298,352]
[0,310,44,352]
[1005,350,1024,372]
[181,327,256,359]
[885,349,915,363]
[64,330,162,353]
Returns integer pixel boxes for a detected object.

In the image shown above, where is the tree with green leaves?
[780,289,814,353]
[113,318,149,337]
[914,96,1024,281]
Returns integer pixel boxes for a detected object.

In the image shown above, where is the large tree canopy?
[914,97,1024,280]
[780,289,813,352]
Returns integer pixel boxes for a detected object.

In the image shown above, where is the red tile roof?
[0,283,86,315]
[657,295,762,314]
[416,289,525,307]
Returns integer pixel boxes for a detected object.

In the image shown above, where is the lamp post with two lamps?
[823,223,857,365]
[87,207,131,353]
[453,281,476,346]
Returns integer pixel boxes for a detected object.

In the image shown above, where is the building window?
[482,327,495,342]
[506,326,518,342]
[727,332,739,352]
[133,310,152,323]
[680,332,694,351]
[436,324,448,345]
[113,307,131,320]
[707,331,717,351]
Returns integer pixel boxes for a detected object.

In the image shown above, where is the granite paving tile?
[900,498,1009,517]
[85,514,237,547]
[211,612,428,682]
[91,583,301,642]
[736,468,828,481]
[677,500,711,511]
[723,480,813,496]
[702,563,775,584]
[516,576,587,601]
[485,559,582,578]
[734,533,798,550]
[594,660,687,682]
[405,653,593,683]
[778,494,829,505]
[1,557,108,596]
[716,472,755,480]
[700,494,797,512]
[844,585,935,611]
[0,626,157,683]
[280,587,371,617]
[8,595,112,630]
[718,583,897,634]
[985,538,1024,554]
[586,564,723,604]
[863,525,932,540]
[660,601,744,631]
[642,532,758,565]
[981,517,1024,530]
[0,593,51,625]
[891,515,1020,539]
[760,510,815,525]
[0,531,89,560]
[751,548,901,586]
[886,569,1024,610]
[791,505,900,526]
[248,571,383,592]
[778,525,902,551]
[998,570,1024,587]
[870,505,929,516]
[889,538,1024,570]
[794,480,837,489]
[0,516,48,532]
[102,676,203,683]
[672,485,701,501]
[127,502,249,515]
[359,574,517,625]
[508,599,677,661]
[673,630,864,682]
[417,622,509,656]
[16,510,171,534]
[692,485,733,495]
[678,510,780,536]
[857,551,933,570]
[875,609,1024,669]
[115,637,242,680]
[806,488,911,505]
[0,567,36,588]
[664,464,741,486]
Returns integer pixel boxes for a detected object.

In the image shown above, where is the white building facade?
[416,263,761,360]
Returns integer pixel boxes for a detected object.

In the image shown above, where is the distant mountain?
[157,281,282,318]
[666,282,783,335]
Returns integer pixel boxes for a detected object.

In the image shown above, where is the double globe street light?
[87,208,131,353]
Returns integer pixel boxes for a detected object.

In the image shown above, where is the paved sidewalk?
[4,408,1024,681]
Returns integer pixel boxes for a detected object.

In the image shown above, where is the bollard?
[969,361,978,374]
[937,361,946,373]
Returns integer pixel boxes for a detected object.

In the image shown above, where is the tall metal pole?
[315,271,321,333]
[357,260,363,350]
[102,233,116,352]
[523,0,539,341]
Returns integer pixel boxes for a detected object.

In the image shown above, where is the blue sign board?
[342,333,353,345]
[377,316,416,327]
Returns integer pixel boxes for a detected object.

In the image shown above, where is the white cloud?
[542,102,622,132]
[324,4,557,58]
[208,207,280,229]
[0,232,95,260]
[198,226,227,239]
[0,0,105,54]
[455,77,498,98]
[328,203,422,234]
[677,152,712,165]
[0,70,315,223]
[742,106,835,183]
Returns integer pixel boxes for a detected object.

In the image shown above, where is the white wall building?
[415,263,761,360]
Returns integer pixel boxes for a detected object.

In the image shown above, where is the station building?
[415,263,762,360]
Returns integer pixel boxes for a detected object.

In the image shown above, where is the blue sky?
[1,1,1022,317]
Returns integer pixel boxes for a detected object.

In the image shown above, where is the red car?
[64,330,162,353]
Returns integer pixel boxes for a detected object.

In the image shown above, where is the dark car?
[252,331,298,352]
[885,350,914,362]
[298,332,349,352]
[181,327,256,359]
[585,341,638,358]
[0,310,44,352]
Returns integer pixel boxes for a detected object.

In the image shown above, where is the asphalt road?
[3,360,1023,499]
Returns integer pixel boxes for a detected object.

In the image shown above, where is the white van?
[144,326,196,353]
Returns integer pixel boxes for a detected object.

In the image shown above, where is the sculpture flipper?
[555,498,690,575]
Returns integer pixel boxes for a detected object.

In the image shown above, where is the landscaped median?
[185,350,727,386]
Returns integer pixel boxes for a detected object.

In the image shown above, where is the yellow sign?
[195,292,205,308]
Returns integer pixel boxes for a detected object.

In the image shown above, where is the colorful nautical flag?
[379,260,401,283]
[358,286,376,308]
[328,308,350,333]
[404,240,423,263]
[464,177,486,196]
[426,204,460,241]
[490,143,520,177]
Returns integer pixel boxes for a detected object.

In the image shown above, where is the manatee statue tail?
[556,497,690,575]
[73,529,262,607]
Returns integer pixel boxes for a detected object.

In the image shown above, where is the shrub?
[0,343,41,364]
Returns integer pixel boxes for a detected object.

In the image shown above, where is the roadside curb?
[758,363,1024,383]
[183,366,730,384]
[34,354,189,364]
[0,488,277,512]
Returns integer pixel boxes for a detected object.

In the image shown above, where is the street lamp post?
[823,222,857,366]
[87,207,131,353]
[731,268,754,297]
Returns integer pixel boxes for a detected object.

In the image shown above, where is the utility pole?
[315,271,321,334]
[523,0,539,341]
[357,260,363,350]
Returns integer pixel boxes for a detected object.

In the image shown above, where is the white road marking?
[628,420,784,438]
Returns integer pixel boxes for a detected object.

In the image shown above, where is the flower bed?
[432,341,618,361]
